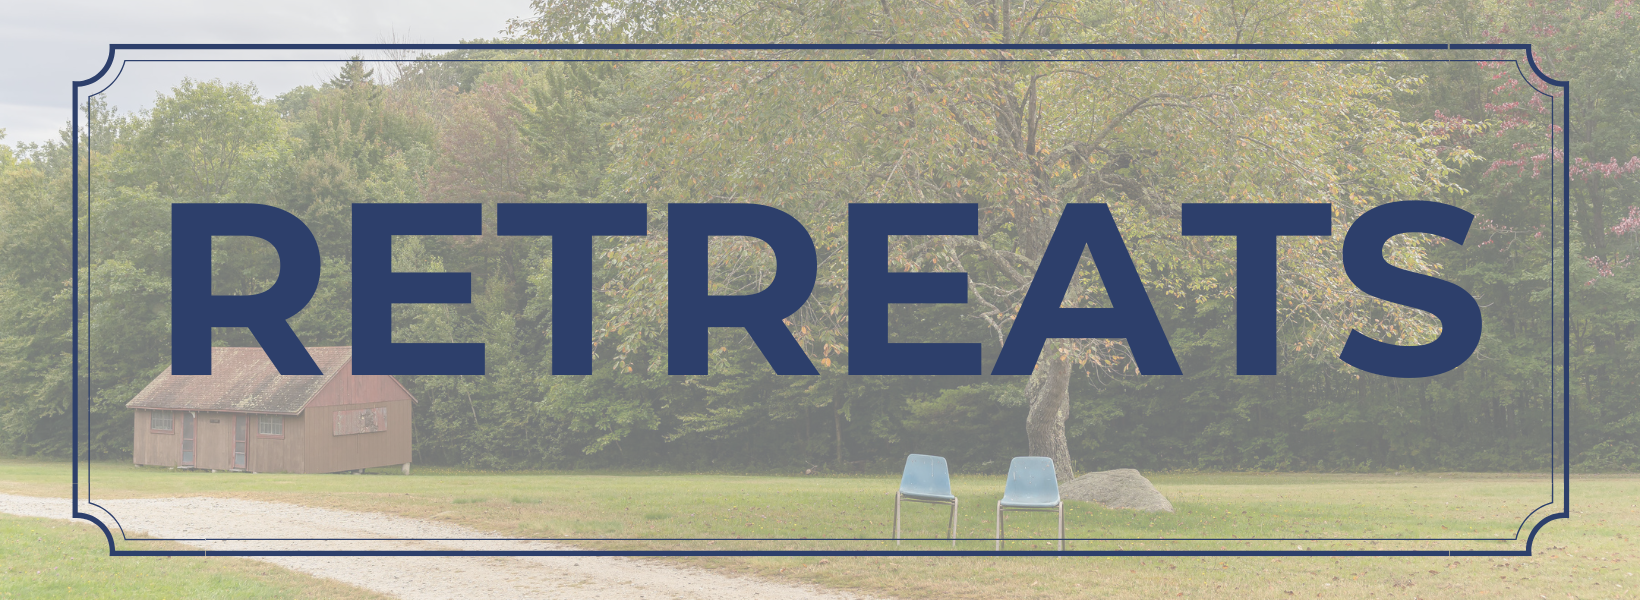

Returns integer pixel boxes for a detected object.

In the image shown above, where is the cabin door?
[233,415,247,470]
[180,412,195,467]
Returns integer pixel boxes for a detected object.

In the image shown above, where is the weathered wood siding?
[193,412,237,471]
[296,360,413,473]
[306,360,414,408]
[301,399,412,473]
[247,413,305,474]
[131,409,181,467]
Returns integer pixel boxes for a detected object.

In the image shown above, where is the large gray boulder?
[1060,469,1174,513]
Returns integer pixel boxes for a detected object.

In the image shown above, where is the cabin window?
[150,411,174,432]
[257,415,283,437]
[333,408,387,436]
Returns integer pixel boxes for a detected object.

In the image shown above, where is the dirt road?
[0,493,881,600]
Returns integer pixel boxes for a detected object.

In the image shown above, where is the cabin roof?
[125,347,353,415]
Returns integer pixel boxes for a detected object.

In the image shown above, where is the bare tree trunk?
[1024,350,1075,481]
[834,400,844,470]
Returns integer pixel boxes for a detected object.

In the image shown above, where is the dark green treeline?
[2,0,1637,473]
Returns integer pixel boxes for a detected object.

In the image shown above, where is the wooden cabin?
[127,346,414,474]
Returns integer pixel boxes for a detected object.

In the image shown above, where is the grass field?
[0,511,387,599]
[2,458,1634,599]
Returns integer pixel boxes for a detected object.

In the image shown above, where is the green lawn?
[3,458,1633,599]
[0,512,387,600]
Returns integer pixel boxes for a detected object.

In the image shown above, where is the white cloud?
[0,104,70,148]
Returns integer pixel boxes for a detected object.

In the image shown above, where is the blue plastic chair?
[995,457,1064,551]
[895,454,958,546]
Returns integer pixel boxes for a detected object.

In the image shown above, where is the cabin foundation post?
[402,462,412,476]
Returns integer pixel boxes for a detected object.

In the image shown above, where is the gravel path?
[0,493,881,600]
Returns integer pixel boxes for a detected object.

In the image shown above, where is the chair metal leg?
[948,497,959,547]
[1058,503,1065,553]
[995,503,1003,551]
[894,494,901,545]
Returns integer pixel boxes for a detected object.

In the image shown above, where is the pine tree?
[327,56,376,90]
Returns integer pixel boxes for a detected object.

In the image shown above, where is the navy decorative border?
[70,43,1570,558]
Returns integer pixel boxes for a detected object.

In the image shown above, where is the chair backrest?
[1002,457,1060,504]
[899,454,953,496]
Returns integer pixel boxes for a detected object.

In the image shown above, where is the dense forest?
[2,0,1636,475]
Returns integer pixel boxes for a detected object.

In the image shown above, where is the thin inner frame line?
[110,58,1518,63]
[116,535,1524,542]
[72,45,1568,556]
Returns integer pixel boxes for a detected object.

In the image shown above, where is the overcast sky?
[0,0,533,147]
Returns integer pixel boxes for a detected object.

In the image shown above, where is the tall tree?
[328,56,378,90]
[517,0,1471,480]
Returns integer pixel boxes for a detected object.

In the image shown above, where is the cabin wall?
[302,399,412,473]
[247,413,304,474]
[132,410,241,471]
[193,412,237,471]
[131,409,181,467]
[298,366,413,473]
